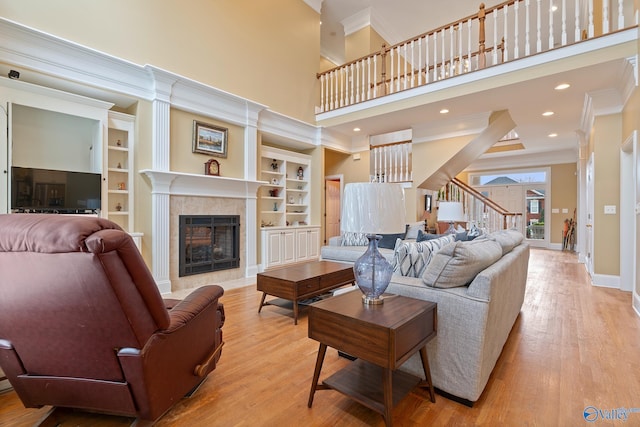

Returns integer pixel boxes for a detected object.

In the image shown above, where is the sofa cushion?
[422,237,503,288]
[392,235,454,278]
[487,229,524,255]
[340,231,369,246]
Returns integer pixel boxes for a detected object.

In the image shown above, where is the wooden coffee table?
[307,290,437,427]
[257,261,354,325]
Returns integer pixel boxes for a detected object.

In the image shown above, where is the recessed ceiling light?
[353,127,361,132]
[440,108,449,114]
[548,133,558,137]
[555,83,570,90]
[542,111,554,116]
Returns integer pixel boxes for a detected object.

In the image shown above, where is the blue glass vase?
[353,234,393,305]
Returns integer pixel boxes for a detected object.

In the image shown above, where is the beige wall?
[592,114,622,276]
[169,109,245,178]
[549,163,577,245]
[324,147,371,183]
[345,26,387,62]
[0,0,320,123]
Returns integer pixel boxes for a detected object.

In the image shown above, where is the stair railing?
[438,177,524,234]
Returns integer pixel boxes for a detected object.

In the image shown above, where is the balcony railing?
[317,0,637,113]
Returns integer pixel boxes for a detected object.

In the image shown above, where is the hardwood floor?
[1,248,639,426]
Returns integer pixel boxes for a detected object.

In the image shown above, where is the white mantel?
[140,170,266,198]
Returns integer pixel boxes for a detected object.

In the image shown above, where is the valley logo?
[584,406,640,422]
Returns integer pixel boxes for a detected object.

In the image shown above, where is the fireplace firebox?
[179,215,240,277]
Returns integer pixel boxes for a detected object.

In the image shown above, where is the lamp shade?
[437,201,464,222]
[341,183,406,234]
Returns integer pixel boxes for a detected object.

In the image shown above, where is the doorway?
[324,176,342,245]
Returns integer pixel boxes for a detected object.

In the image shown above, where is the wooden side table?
[307,290,437,427]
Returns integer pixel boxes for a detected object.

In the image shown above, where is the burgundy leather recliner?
[0,214,225,424]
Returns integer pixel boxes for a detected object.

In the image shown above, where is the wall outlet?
[604,205,617,214]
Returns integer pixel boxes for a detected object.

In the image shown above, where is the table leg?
[258,292,267,313]
[419,346,435,403]
[293,300,299,325]
[382,367,393,427]
[307,343,327,408]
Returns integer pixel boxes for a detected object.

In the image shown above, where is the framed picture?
[425,194,432,213]
[192,121,228,158]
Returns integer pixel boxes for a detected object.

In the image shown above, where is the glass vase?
[353,234,393,305]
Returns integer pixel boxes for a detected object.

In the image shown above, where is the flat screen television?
[11,166,102,214]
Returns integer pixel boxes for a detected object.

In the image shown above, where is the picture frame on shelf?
[193,120,228,158]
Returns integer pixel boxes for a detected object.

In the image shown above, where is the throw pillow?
[416,229,439,242]
[422,237,502,288]
[340,231,369,246]
[392,234,455,278]
[405,222,425,240]
[378,232,406,249]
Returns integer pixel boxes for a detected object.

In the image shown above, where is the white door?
[295,229,309,261]
[325,178,341,243]
[585,154,595,278]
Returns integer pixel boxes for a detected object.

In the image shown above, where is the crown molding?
[302,0,322,14]
[259,109,320,149]
[341,8,372,36]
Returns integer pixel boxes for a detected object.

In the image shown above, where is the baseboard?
[633,291,640,318]
[591,274,620,289]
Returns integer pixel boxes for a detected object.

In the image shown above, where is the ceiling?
[318,0,634,171]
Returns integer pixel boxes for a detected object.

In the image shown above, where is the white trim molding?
[591,273,621,289]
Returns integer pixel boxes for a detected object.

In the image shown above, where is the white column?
[244,107,261,277]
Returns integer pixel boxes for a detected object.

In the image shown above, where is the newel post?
[478,3,487,69]
[380,43,387,96]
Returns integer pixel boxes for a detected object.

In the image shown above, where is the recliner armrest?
[164,285,224,333]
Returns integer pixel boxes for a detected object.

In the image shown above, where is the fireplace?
[179,215,240,277]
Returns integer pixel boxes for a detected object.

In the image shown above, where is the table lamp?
[437,201,464,234]
[341,183,406,305]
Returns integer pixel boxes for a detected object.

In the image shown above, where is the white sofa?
[320,229,529,405]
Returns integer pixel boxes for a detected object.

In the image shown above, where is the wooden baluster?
[433,30,438,80]
[515,0,520,58]
[405,144,409,181]
[355,62,360,103]
[373,55,377,99]
[603,0,610,33]
[426,34,431,83]
[617,0,624,30]
[373,147,378,182]
[574,0,580,42]
[329,70,335,110]
[458,23,463,74]
[561,0,567,45]
[403,44,408,90]
[467,18,472,70]
[449,25,454,77]
[340,67,344,107]
[418,37,423,85]
[389,48,395,94]
[503,6,509,61]
[525,0,531,56]
[346,64,356,105]
[588,0,594,37]
[536,0,542,52]
[478,3,486,69]
[396,46,401,92]
[441,28,446,78]
[367,56,375,100]
[319,74,325,113]
[379,44,386,96]
[410,40,415,88]
[493,9,498,65]
[549,0,554,49]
